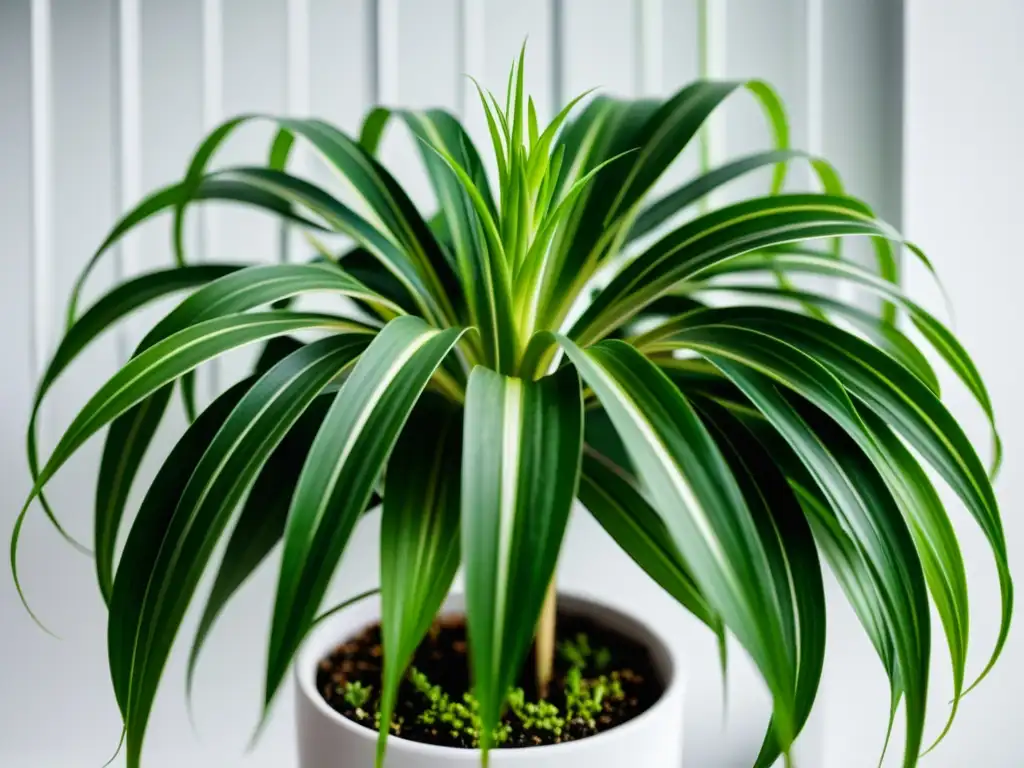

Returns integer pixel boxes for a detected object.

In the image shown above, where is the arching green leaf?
[28,264,241,554]
[572,193,902,345]
[110,335,367,767]
[377,397,463,766]
[91,264,385,600]
[266,317,466,715]
[558,337,800,752]
[696,399,826,767]
[696,362,929,767]
[579,449,717,631]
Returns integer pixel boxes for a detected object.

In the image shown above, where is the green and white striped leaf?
[683,282,940,393]
[571,193,903,345]
[657,306,1009,686]
[66,175,328,325]
[536,97,660,330]
[603,79,789,214]
[659,318,976,682]
[538,80,787,332]
[695,398,825,767]
[33,263,242,438]
[557,336,799,751]
[211,167,450,324]
[661,322,962,760]
[90,264,385,599]
[703,250,999,471]
[627,149,807,243]
[184,356,383,699]
[266,316,466,712]
[14,311,367,548]
[415,139,518,372]
[714,403,901,695]
[14,310,372,628]
[186,395,328,699]
[110,334,368,766]
[105,377,253,739]
[26,264,241,554]
[178,115,462,325]
[461,365,583,754]
[727,410,904,761]
[861,407,968,751]
[698,362,930,766]
[578,449,716,631]
[94,389,173,601]
[383,108,503,351]
[679,370,964,720]
[377,396,463,766]
[139,263,389,346]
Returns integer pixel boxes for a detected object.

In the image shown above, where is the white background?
[0,0,1019,766]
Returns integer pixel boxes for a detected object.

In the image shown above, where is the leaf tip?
[10,501,61,639]
[101,727,127,768]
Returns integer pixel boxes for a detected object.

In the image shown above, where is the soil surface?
[315,609,665,749]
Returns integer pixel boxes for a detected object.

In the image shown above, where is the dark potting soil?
[315,609,665,750]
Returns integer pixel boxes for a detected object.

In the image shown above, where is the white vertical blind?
[562,0,637,97]
[46,0,122,549]
[0,2,905,765]
[200,0,223,393]
[29,0,54,380]
[634,0,664,97]
[724,0,808,196]
[805,0,824,159]
[114,0,142,290]
[0,1,56,748]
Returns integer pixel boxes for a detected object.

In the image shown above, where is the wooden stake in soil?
[535,580,558,699]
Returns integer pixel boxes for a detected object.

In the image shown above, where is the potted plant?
[13,51,1012,768]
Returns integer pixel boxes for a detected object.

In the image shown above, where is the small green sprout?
[407,667,511,746]
[564,666,627,728]
[558,632,612,674]
[609,671,625,700]
[339,680,373,710]
[508,687,565,735]
[558,632,592,668]
[406,662,626,745]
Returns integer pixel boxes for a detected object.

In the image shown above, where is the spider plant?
[13,51,1010,768]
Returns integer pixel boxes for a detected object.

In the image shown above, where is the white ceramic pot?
[296,591,686,767]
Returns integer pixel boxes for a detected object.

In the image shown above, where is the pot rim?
[295,589,684,759]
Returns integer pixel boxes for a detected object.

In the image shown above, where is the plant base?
[296,592,686,767]
[317,609,663,749]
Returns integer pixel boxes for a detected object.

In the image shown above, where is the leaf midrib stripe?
[151,271,356,343]
[289,328,440,610]
[411,113,500,364]
[67,316,353,461]
[777,323,998,527]
[223,172,437,320]
[578,350,743,603]
[584,220,886,345]
[492,377,523,689]
[579,472,709,614]
[615,215,881,314]
[127,346,356,720]
[618,202,883,299]
[297,120,458,319]
[610,85,729,215]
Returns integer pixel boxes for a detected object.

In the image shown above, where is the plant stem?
[535,578,558,699]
